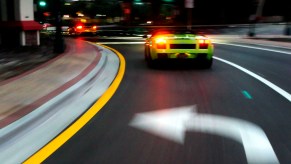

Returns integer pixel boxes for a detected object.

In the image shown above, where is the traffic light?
[39,1,46,7]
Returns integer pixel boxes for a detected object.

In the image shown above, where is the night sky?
[175,0,290,24]
[45,0,291,24]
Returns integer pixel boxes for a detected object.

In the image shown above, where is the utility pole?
[284,1,291,35]
[53,0,65,53]
[248,0,265,37]
[185,0,194,30]
[285,22,291,36]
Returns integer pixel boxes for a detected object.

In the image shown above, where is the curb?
[0,42,121,164]
[24,43,125,163]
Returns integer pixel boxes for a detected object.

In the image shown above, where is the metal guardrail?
[41,23,291,37]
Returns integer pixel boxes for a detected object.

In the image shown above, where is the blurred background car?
[67,22,98,36]
[41,22,53,30]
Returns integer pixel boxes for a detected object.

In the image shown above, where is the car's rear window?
[152,30,194,36]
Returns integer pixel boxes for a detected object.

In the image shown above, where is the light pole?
[53,0,65,53]
[284,1,291,35]
[185,0,193,30]
[248,0,265,37]
[285,23,291,35]
[35,0,47,22]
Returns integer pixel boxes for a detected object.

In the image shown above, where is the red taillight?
[198,39,210,44]
[155,37,167,49]
[198,39,210,49]
[155,37,166,44]
[157,44,166,49]
[76,25,83,30]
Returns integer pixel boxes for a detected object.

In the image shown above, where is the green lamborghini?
[144,29,214,68]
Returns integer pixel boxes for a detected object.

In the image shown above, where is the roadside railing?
[41,23,290,37]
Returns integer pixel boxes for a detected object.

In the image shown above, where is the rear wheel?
[202,58,213,69]
[144,46,149,60]
[145,47,155,68]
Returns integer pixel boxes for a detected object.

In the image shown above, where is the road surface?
[44,37,291,164]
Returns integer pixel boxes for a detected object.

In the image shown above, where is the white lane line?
[239,43,291,50]
[213,42,291,56]
[214,56,291,102]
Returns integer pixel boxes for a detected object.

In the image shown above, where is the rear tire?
[144,46,149,61]
[203,58,213,69]
[145,47,155,68]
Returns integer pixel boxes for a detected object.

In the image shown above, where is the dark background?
[35,0,291,25]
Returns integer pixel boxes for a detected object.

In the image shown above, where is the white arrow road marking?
[129,105,279,164]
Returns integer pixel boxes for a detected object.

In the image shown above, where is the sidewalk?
[0,36,56,81]
[0,38,102,128]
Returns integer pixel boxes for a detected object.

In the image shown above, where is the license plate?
[177,53,188,58]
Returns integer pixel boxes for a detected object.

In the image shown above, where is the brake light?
[198,39,210,49]
[76,25,83,30]
[155,37,166,44]
[198,39,210,44]
[155,37,166,49]
[92,26,97,29]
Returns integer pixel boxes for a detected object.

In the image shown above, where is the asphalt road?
[45,38,291,164]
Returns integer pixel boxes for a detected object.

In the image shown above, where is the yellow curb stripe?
[23,44,126,164]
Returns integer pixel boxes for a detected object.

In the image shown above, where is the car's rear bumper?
[151,50,213,60]
[150,45,213,60]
